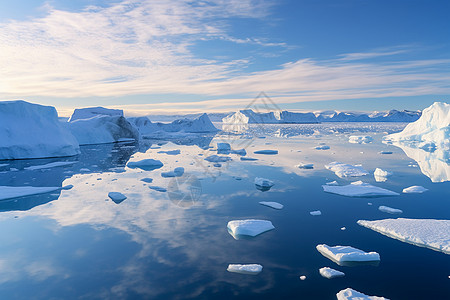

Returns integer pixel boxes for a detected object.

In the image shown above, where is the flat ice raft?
[227,264,262,275]
[322,181,399,197]
[0,186,61,201]
[325,162,368,178]
[227,220,274,239]
[337,288,389,300]
[358,218,450,255]
[316,244,380,264]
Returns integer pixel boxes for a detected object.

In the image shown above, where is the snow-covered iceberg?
[357,218,450,254]
[336,288,389,300]
[68,107,123,122]
[227,219,275,239]
[373,168,393,182]
[223,109,318,124]
[385,102,449,149]
[316,244,380,265]
[325,162,368,178]
[227,264,262,275]
[402,185,428,193]
[0,100,80,159]
[319,267,345,279]
[322,181,399,197]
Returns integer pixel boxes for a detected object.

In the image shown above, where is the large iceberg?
[357,218,450,254]
[68,107,123,122]
[322,181,399,197]
[222,109,318,124]
[336,288,389,300]
[385,102,449,149]
[0,100,80,160]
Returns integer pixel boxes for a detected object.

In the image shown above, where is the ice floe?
[319,267,345,279]
[254,177,274,191]
[254,149,278,155]
[0,186,61,201]
[326,181,339,186]
[240,157,258,161]
[259,201,283,210]
[127,159,164,171]
[227,219,275,239]
[378,206,403,214]
[299,275,307,280]
[149,186,167,192]
[316,244,380,264]
[379,151,393,154]
[227,264,262,275]
[315,145,330,150]
[373,168,393,182]
[349,135,373,144]
[357,218,450,254]
[157,149,181,155]
[0,100,80,160]
[297,163,314,169]
[325,162,369,178]
[24,161,77,171]
[336,288,389,300]
[217,143,231,152]
[108,192,127,204]
[402,185,428,193]
[204,155,232,162]
[322,181,399,197]
[161,167,184,178]
[310,210,322,216]
[140,178,153,183]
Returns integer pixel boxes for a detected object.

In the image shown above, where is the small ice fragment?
[254,177,274,191]
[227,264,262,275]
[204,155,232,162]
[254,150,278,155]
[337,288,389,300]
[341,227,346,230]
[379,151,393,154]
[349,135,373,144]
[240,156,258,161]
[315,145,330,150]
[140,177,153,183]
[297,163,314,169]
[157,149,181,155]
[108,192,127,204]
[402,185,428,193]
[213,163,221,167]
[217,143,231,151]
[374,168,393,182]
[227,219,275,239]
[231,148,246,156]
[233,176,242,180]
[310,210,322,216]
[316,244,380,264]
[127,159,164,171]
[149,186,167,192]
[322,181,399,197]
[319,267,345,279]
[326,181,339,186]
[80,168,91,172]
[259,201,283,210]
[325,162,368,178]
[378,206,403,214]
[368,202,373,205]
[299,275,306,281]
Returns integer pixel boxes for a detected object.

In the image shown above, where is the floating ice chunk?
[217,143,231,151]
[79,168,91,172]
[227,220,275,239]
[299,275,307,281]
[254,150,278,155]
[341,227,346,231]
[227,264,262,275]
[379,151,393,154]
[310,210,322,216]
[322,181,399,197]
[254,177,274,191]
[357,218,450,254]
[315,145,330,150]
[161,167,185,178]
[297,163,314,169]
[326,181,339,186]
[0,164,9,167]
[325,162,368,178]
[0,186,61,201]
[140,178,153,183]
[316,244,380,264]
[108,192,127,204]
[149,186,167,192]
[319,267,345,279]
[374,168,393,182]
[231,149,246,156]
[240,156,258,161]
[378,206,403,214]
[204,155,232,162]
[259,201,283,210]
[24,161,77,170]
[127,159,163,171]
[349,135,373,144]
[337,288,389,300]
[402,185,428,193]
[157,149,181,155]
[213,163,221,167]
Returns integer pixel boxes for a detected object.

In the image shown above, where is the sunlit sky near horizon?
[0,0,449,116]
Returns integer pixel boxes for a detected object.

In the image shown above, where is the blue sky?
[0,0,449,116]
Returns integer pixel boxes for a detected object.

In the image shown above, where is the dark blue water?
[0,123,449,299]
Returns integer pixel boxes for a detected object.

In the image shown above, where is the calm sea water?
[0,123,449,299]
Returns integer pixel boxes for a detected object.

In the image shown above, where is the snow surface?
[259,201,283,210]
[108,192,127,204]
[325,162,369,178]
[0,100,80,159]
[358,218,450,254]
[254,150,278,155]
[227,220,275,239]
[316,244,380,263]
[319,267,345,279]
[24,161,77,170]
[336,288,389,300]
[227,264,262,275]
[402,185,428,193]
[222,109,318,124]
[127,159,164,171]
[69,115,139,145]
[385,102,450,149]
[0,186,61,201]
[349,135,373,144]
[322,181,399,197]
[378,206,403,214]
[68,107,123,122]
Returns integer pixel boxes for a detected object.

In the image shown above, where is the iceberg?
[402,185,428,193]
[316,244,380,264]
[69,115,139,145]
[373,168,393,182]
[68,107,123,122]
[0,186,61,201]
[357,218,450,254]
[325,162,369,178]
[319,267,345,279]
[108,192,127,204]
[337,288,389,300]
[259,201,283,210]
[254,150,278,155]
[222,109,318,124]
[227,219,275,239]
[349,135,373,144]
[310,210,322,216]
[378,206,403,214]
[24,161,77,170]
[227,264,262,275]
[385,102,449,149]
[254,177,274,191]
[322,181,399,197]
[127,159,164,171]
[0,100,80,160]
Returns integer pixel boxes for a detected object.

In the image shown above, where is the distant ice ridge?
[385,102,449,149]
[322,181,399,197]
[358,218,450,255]
[223,109,319,124]
[0,100,80,159]
[316,109,420,122]
[227,264,262,275]
[325,162,368,178]
[316,244,380,264]
[336,288,389,300]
